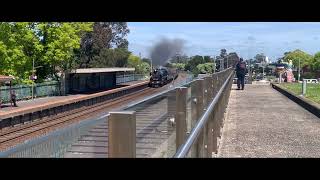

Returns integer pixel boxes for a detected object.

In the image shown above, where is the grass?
[279,83,320,104]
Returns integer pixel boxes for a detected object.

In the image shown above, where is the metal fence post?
[191,79,204,157]
[199,79,208,157]
[302,79,307,96]
[167,89,177,117]
[176,87,187,150]
[108,111,136,158]
[202,76,213,157]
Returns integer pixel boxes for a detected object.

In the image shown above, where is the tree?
[283,49,313,68]
[127,54,150,75]
[141,58,151,65]
[139,62,151,75]
[185,55,204,72]
[40,23,93,71]
[0,22,93,83]
[311,52,320,72]
[88,48,130,68]
[76,22,130,68]
[172,63,185,70]
[0,22,40,83]
[196,63,214,74]
[203,56,211,63]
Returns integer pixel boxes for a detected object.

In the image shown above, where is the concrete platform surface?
[218,84,320,158]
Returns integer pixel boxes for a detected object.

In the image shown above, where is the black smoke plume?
[150,38,186,66]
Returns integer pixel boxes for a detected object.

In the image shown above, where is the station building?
[65,68,135,94]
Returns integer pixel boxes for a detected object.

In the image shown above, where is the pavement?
[218,84,320,158]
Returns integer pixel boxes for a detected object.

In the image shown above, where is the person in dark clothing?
[11,90,17,107]
[236,58,247,90]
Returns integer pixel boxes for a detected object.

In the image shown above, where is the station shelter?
[0,75,14,108]
[66,68,135,94]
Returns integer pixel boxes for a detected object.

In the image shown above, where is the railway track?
[0,73,189,152]
[0,87,160,151]
[64,97,174,158]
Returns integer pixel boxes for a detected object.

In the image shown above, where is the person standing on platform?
[235,58,247,90]
[11,90,17,107]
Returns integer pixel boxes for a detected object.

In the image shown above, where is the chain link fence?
[0,81,60,103]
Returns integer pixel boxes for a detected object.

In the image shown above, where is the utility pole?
[298,58,301,81]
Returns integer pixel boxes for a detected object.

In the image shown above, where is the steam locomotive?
[148,67,178,87]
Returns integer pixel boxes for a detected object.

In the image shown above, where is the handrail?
[174,70,234,158]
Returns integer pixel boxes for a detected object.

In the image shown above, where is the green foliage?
[89,48,130,68]
[127,54,150,75]
[185,55,204,72]
[301,72,316,79]
[203,56,211,63]
[172,63,185,70]
[141,58,151,65]
[40,23,93,72]
[0,22,131,84]
[139,62,151,75]
[196,63,214,74]
[75,22,130,68]
[311,52,320,71]
[283,49,313,68]
[0,22,93,83]
[0,22,38,82]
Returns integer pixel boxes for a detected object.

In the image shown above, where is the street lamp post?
[31,59,42,100]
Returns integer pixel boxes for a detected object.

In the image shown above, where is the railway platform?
[0,80,149,129]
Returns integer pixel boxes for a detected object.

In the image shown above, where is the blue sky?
[127,22,320,61]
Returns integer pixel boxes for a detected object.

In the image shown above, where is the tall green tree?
[0,22,93,83]
[38,22,93,73]
[89,48,130,68]
[311,52,320,71]
[283,49,313,68]
[141,58,151,65]
[185,55,204,72]
[76,22,130,68]
[127,54,150,75]
[0,22,42,83]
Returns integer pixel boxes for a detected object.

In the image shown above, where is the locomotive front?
[149,67,168,87]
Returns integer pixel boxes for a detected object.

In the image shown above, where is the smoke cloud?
[150,37,186,66]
